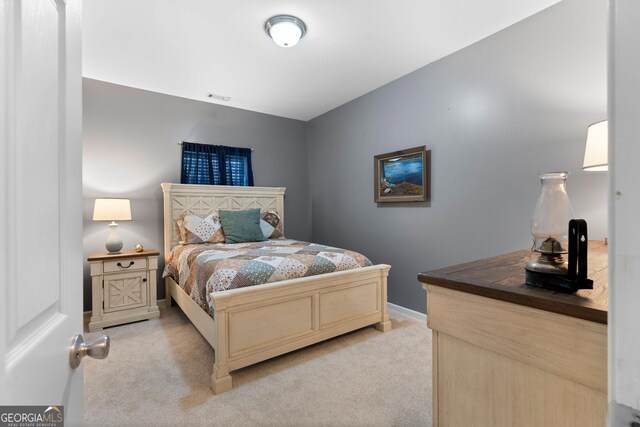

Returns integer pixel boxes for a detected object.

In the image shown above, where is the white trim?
[387,302,427,323]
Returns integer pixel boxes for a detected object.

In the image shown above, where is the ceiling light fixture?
[265,15,306,48]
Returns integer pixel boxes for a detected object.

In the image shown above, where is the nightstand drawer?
[103,271,148,313]
[104,257,147,273]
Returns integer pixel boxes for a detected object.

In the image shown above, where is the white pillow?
[260,211,283,239]
[176,213,225,244]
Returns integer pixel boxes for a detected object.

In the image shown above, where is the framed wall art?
[374,145,430,203]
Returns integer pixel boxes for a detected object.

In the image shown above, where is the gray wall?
[83,79,309,311]
[306,0,608,313]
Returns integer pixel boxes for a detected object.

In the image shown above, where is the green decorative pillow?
[219,209,267,244]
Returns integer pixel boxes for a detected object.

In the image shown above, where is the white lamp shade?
[583,120,608,171]
[93,198,132,221]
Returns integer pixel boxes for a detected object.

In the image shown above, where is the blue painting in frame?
[374,145,430,203]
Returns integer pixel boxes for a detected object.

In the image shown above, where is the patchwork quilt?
[163,239,373,316]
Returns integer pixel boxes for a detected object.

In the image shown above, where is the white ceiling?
[82,0,561,121]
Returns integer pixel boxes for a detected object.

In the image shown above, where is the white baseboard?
[387,302,427,323]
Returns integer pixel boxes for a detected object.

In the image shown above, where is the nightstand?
[88,249,160,332]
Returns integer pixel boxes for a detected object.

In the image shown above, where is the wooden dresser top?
[418,240,608,324]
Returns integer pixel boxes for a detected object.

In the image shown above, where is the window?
[181,142,254,186]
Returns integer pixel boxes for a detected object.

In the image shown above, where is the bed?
[161,183,391,394]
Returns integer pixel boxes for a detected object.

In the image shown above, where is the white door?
[0,0,84,424]
[609,0,640,423]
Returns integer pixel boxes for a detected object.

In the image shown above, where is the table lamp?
[93,198,131,254]
[582,119,608,244]
[583,120,608,171]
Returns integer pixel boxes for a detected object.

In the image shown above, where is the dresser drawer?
[104,257,147,273]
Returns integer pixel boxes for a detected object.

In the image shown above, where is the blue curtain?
[180,142,254,186]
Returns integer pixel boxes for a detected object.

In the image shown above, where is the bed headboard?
[161,183,286,260]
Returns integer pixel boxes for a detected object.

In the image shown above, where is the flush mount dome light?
[265,15,306,48]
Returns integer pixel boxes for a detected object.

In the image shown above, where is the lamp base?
[525,268,593,293]
[525,251,592,293]
[525,254,567,275]
[105,221,123,254]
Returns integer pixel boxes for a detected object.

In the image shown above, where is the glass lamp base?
[526,254,568,275]
[525,253,593,293]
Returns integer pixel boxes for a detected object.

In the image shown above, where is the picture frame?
[374,145,430,203]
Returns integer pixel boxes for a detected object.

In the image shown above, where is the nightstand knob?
[117,261,134,269]
[143,278,147,282]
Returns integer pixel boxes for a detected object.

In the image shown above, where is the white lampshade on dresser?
[583,120,608,171]
[93,198,131,254]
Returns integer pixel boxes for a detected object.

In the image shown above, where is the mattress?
[163,239,372,316]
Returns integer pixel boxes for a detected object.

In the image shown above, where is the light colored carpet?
[84,305,432,426]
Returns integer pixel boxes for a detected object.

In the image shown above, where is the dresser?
[88,249,160,332]
[419,241,608,427]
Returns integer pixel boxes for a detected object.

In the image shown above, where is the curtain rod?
[178,141,253,152]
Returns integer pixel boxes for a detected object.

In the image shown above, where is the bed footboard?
[209,264,391,393]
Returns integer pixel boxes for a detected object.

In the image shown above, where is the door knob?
[69,334,110,369]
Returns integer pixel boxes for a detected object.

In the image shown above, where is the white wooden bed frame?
[161,183,391,394]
